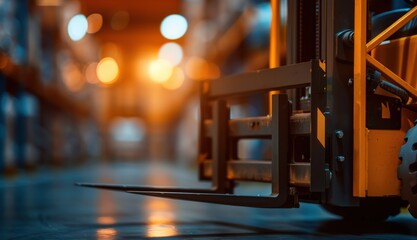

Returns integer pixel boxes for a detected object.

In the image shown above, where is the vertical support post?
[211,100,229,193]
[310,60,327,192]
[270,0,281,68]
[269,0,283,115]
[271,94,289,194]
[353,0,367,197]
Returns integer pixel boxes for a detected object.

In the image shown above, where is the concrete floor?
[1,161,417,239]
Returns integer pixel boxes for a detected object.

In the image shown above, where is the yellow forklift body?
[354,2,417,197]
[365,34,417,196]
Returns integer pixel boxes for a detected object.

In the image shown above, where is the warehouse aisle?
[1,162,417,239]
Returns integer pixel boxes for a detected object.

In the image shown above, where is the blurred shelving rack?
[0,51,90,118]
[0,0,99,173]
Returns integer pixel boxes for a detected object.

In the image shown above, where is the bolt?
[335,130,344,139]
[348,78,353,86]
[336,156,345,162]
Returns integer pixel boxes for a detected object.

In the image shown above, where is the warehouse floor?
[1,161,417,239]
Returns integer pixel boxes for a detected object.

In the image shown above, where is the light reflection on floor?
[1,162,417,239]
[96,228,117,240]
[145,163,178,238]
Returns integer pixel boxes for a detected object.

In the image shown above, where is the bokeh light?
[160,14,188,40]
[87,13,103,34]
[158,42,183,66]
[67,14,88,41]
[36,0,63,6]
[110,117,146,143]
[162,67,185,90]
[97,57,119,84]
[148,59,173,83]
[85,62,99,84]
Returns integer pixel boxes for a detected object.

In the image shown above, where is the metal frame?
[125,94,294,208]
[78,58,327,208]
[353,3,417,197]
[208,61,311,98]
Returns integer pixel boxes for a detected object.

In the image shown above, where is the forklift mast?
[79,0,417,220]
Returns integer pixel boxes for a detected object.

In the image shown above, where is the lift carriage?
[79,0,417,221]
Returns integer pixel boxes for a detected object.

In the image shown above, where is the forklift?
[78,0,417,221]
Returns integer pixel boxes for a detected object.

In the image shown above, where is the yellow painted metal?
[366,6,417,52]
[354,2,417,197]
[270,0,281,68]
[317,108,326,148]
[371,35,417,90]
[367,108,416,196]
[365,6,417,101]
[366,130,402,196]
[353,0,368,197]
[366,35,417,197]
[269,0,282,115]
[367,55,417,100]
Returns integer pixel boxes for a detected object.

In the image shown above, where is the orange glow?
[100,42,122,60]
[0,53,9,69]
[111,11,130,31]
[62,62,85,92]
[97,216,116,225]
[145,165,178,238]
[85,62,99,84]
[162,67,185,90]
[146,199,177,238]
[97,57,119,84]
[87,13,103,34]
[36,0,63,6]
[96,228,117,240]
[148,59,173,83]
[146,222,177,238]
[185,57,220,80]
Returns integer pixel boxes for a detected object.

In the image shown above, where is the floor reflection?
[96,228,117,240]
[1,162,417,239]
[96,172,118,226]
[145,163,178,238]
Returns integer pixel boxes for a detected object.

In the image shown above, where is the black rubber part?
[322,197,404,222]
[372,8,417,40]
[398,124,417,218]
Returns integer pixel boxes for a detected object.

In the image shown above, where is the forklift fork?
[78,95,293,208]
[77,60,326,208]
[126,94,293,208]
